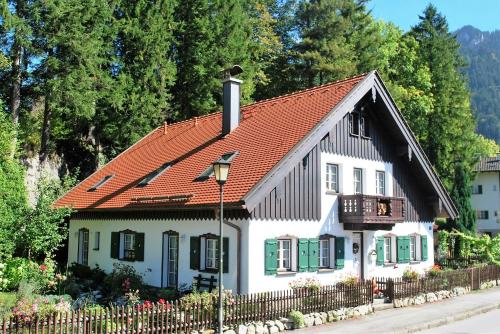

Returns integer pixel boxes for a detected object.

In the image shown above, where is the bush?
[156,288,178,301]
[103,263,144,300]
[289,310,305,328]
[402,267,419,281]
[289,277,321,292]
[0,257,57,293]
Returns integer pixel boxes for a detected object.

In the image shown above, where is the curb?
[396,303,500,333]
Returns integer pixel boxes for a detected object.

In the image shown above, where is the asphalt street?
[418,308,500,334]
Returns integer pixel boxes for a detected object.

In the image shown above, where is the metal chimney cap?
[222,65,244,79]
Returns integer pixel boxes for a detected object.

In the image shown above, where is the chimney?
[222,65,243,135]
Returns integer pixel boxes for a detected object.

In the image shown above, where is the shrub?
[288,310,305,328]
[156,288,178,301]
[1,257,57,293]
[179,289,234,310]
[289,277,321,292]
[103,263,144,300]
[426,264,442,278]
[402,267,420,281]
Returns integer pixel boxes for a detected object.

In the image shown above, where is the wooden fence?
[1,281,373,334]
[376,264,500,301]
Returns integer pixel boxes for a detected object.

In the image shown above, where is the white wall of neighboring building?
[471,171,500,236]
[68,218,244,293]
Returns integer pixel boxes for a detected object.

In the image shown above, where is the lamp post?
[212,159,231,334]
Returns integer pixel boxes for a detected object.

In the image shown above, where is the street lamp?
[213,158,232,334]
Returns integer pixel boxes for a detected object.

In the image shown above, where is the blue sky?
[368,0,500,32]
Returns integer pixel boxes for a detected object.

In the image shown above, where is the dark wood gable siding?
[320,113,392,162]
[392,158,434,222]
[251,145,321,221]
[320,112,434,222]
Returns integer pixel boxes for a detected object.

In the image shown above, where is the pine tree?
[410,4,478,189]
[449,162,476,234]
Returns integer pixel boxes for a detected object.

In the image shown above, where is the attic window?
[349,113,360,136]
[137,162,173,187]
[88,174,114,191]
[195,152,238,182]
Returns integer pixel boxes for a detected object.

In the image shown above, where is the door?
[352,232,363,279]
[162,233,179,288]
[78,229,89,266]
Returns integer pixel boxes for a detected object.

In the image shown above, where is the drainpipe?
[224,219,241,294]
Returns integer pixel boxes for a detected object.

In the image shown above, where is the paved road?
[418,308,500,334]
[296,287,500,334]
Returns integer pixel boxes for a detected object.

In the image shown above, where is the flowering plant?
[289,277,321,291]
[402,267,419,281]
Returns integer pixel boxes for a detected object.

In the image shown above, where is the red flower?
[158,299,166,304]
[40,264,47,271]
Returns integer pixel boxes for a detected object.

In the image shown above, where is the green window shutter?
[397,237,405,263]
[135,233,145,261]
[335,237,345,269]
[308,238,319,272]
[421,236,428,261]
[111,232,120,259]
[376,237,384,265]
[190,236,200,270]
[298,238,309,272]
[404,237,411,263]
[264,239,277,275]
[223,237,229,273]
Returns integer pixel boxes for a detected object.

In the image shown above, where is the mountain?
[455,25,500,144]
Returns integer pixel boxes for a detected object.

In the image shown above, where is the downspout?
[224,219,241,294]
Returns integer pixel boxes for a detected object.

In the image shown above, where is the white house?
[471,156,500,236]
[55,70,457,294]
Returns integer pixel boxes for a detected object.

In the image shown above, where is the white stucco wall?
[244,153,434,293]
[471,171,500,235]
[68,218,245,292]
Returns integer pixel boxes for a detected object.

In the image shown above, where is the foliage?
[102,263,144,300]
[288,310,305,328]
[179,288,234,310]
[0,257,58,293]
[288,277,321,291]
[402,267,420,281]
[16,176,75,259]
[425,265,443,278]
[447,162,476,237]
[443,230,500,265]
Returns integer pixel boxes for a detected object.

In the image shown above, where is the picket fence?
[1,281,373,334]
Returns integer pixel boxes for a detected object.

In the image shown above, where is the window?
[319,239,330,268]
[477,210,489,220]
[409,236,416,261]
[93,232,100,250]
[88,174,114,191]
[205,238,218,270]
[195,152,238,181]
[167,235,178,287]
[124,233,136,260]
[360,116,370,138]
[353,168,363,194]
[493,185,497,191]
[111,231,145,262]
[78,229,89,266]
[376,171,386,195]
[349,113,360,136]
[137,162,173,187]
[384,237,391,263]
[277,239,291,271]
[326,164,339,192]
[471,185,483,194]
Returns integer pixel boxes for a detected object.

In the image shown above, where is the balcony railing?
[339,194,405,230]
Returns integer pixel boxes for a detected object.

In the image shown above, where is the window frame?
[318,238,330,268]
[409,235,417,262]
[277,239,292,271]
[349,113,360,136]
[205,237,219,270]
[78,228,89,266]
[353,168,363,194]
[360,115,370,138]
[383,236,392,264]
[88,174,114,191]
[93,231,100,251]
[477,210,489,220]
[376,171,386,196]
[123,232,136,261]
[326,163,339,193]
[162,230,179,289]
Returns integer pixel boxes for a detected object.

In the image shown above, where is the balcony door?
[162,232,179,288]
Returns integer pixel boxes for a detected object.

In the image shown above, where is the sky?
[368,0,500,32]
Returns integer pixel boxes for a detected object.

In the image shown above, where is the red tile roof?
[54,74,367,210]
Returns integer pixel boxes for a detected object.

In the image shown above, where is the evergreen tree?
[410,5,478,189]
[294,0,357,87]
[449,162,476,234]
[100,0,177,159]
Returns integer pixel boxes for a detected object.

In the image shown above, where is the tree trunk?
[39,92,52,164]
[11,42,22,126]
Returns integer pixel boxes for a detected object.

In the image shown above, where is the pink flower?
[158,299,166,304]
[40,264,47,271]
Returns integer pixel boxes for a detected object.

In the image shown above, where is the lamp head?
[213,160,231,185]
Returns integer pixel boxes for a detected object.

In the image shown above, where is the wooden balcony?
[339,194,405,230]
